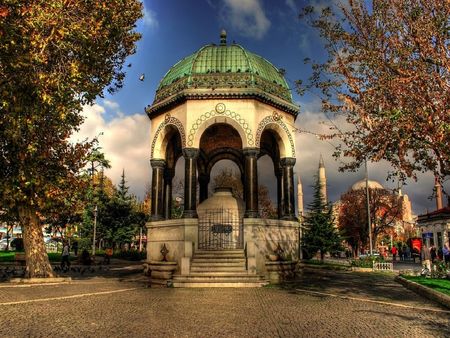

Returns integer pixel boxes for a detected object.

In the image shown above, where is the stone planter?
[148,261,177,287]
[265,261,298,283]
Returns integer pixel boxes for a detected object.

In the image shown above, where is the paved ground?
[0,269,448,338]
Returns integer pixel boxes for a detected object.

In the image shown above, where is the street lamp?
[365,158,373,255]
[92,205,98,259]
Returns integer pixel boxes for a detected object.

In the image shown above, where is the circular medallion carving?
[215,103,226,114]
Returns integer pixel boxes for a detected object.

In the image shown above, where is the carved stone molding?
[150,115,186,159]
[255,115,296,157]
[187,105,253,147]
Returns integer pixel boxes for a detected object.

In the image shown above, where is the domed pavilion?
[145,31,300,286]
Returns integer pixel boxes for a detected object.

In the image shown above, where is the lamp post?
[92,205,98,259]
[365,158,373,255]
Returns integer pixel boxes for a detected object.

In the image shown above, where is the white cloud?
[142,4,158,29]
[285,0,297,13]
[222,0,271,40]
[73,102,151,200]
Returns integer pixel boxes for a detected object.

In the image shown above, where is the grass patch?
[0,251,75,262]
[403,276,450,297]
[0,252,16,262]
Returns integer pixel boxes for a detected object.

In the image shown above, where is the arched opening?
[257,155,277,219]
[197,123,244,202]
[150,125,183,220]
[209,159,243,199]
[259,129,281,219]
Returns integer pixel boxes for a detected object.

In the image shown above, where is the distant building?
[417,179,450,249]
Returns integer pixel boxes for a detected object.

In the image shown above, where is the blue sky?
[74,0,446,215]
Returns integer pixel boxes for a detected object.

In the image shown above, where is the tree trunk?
[320,251,324,262]
[18,205,55,278]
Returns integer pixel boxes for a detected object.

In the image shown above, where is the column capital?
[182,147,199,159]
[150,159,166,168]
[280,157,296,167]
[243,147,259,157]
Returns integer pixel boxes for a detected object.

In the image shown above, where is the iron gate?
[198,208,243,250]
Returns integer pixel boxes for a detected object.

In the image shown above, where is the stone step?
[192,258,246,263]
[172,280,268,288]
[190,266,247,272]
[191,261,245,267]
[193,253,245,259]
[173,273,261,280]
[195,250,245,255]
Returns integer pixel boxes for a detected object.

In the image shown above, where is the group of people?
[420,244,450,271]
[390,245,412,261]
[60,240,114,271]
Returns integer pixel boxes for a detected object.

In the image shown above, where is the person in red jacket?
[391,246,398,261]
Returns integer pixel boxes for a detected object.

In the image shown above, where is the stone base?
[265,261,297,283]
[148,261,177,287]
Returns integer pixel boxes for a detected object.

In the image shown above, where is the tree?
[0,1,142,277]
[302,175,341,261]
[298,1,450,181]
[338,187,404,256]
[100,170,146,249]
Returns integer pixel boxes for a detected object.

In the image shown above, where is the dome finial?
[220,29,227,46]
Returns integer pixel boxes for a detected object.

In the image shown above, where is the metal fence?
[373,261,393,272]
[198,208,243,250]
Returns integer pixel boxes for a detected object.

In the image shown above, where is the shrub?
[351,256,384,268]
[113,250,146,261]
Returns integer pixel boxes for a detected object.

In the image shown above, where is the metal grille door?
[198,208,243,250]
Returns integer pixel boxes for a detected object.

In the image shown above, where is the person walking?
[72,240,78,256]
[430,246,437,262]
[421,244,431,272]
[443,245,450,263]
[61,241,71,271]
[391,246,398,262]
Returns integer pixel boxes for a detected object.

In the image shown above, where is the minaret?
[434,176,443,210]
[297,175,304,216]
[319,155,327,205]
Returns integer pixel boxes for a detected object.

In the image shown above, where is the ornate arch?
[187,103,253,148]
[255,114,296,157]
[150,114,186,159]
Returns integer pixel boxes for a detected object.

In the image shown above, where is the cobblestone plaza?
[0,270,448,338]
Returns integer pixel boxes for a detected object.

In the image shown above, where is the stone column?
[183,148,199,218]
[243,148,259,218]
[163,168,174,219]
[276,167,284,219]
[150,159,165,221]
[198,173,210,203]
[281,157,296,220]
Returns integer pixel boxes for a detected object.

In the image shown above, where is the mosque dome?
[351,179,384,191]
[148,31,298,116]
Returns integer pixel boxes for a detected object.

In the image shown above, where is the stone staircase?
[172,249,268,287]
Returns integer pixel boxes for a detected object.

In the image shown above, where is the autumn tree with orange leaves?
[298,1,450,182]
[0,1,142,278]
[338,188,404,256]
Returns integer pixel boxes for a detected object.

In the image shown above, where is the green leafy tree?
[100,171,146,249]
[298,1,450,181]
[302,175,341,261]
[0,0,142,277]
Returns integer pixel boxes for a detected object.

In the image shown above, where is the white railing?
[373,261,393,272]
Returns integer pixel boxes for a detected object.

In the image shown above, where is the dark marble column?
[281,157,296,220]
[150,159,165,221]
[183,148,199,218]
[243,148,259,218]
[276,167,284,219]
[198,173,210,203]
[163,168,174,219]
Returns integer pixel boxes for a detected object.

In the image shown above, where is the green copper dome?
[153,32,294,107]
